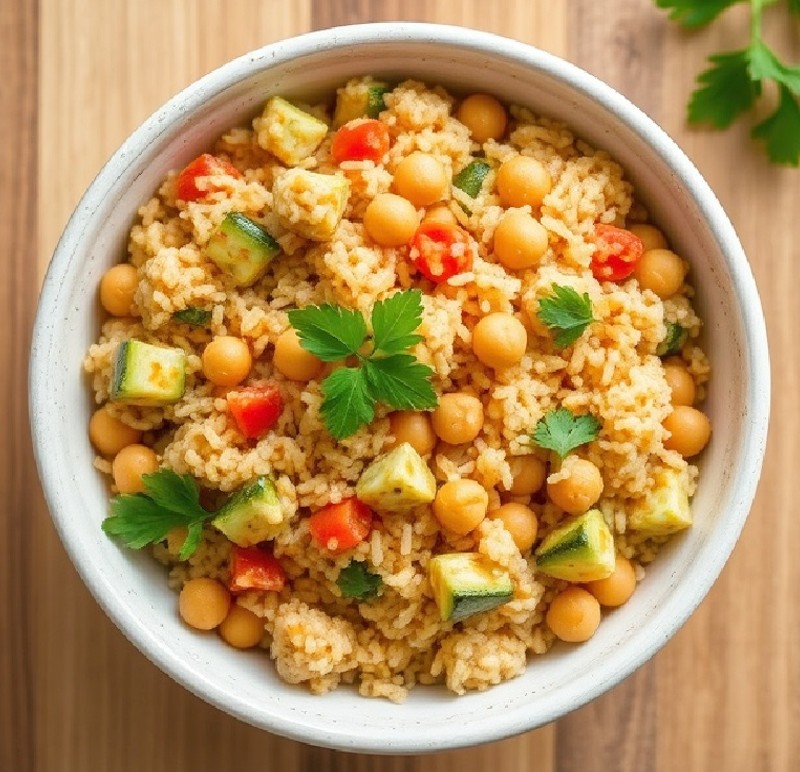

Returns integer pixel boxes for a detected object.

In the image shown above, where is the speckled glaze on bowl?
[29,23,770,753]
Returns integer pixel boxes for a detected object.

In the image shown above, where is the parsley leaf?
[747,39,800,94]
[537,285,596,348]
[320,367,375,440]
[337,560,383,601]
[371,289,424,355]
[290,290,437,439]
[363,355,438,411]
[532,408,602,459]
[752,84,800,165]
[173,307,212,326]
[655,0,742,28]
[102,470,213,559]
[288,304,367,362]
[688,50,760,128]
[790,0,800,14]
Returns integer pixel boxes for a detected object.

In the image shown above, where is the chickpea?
[456,94,508,143]
[472,312,528,369]
[547,458,604,515]
[363,193,420,247]
[663,362,696,406]
[431,393,484,445]
[99,263,138,317]
[501,455,547,496]
[490,503,538,552]
[219,604,265,649]
[496,155,552,208]
[546,586,601,643]
[585,556,636,607]
[388,411,437,456]
[112,444,158,494]
[629,223,668,252]
[166,527,189,557]
[434,479,489,535]
[88,407,142,456]
[392,153,449,207]
[273,328,323,382]
[179,578,231,631]
[493,210,548,270]
[202,336,252,386]
[634,248,686,299]
[663,406,711,457]
[423,204,458,227]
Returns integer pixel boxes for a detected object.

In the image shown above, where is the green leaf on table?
[687,49,761,128]
[655,0,742,28]
[751,84,800,165]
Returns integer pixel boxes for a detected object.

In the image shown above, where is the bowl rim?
[29,21,771,753]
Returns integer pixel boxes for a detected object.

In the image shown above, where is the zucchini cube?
[628,467,693,536]
[205,212,280,287]
[355,443,436,512]
[272,168,350,242]
[535,508,616,582]
[429,553,513,622]
[212,476,287,546]
[110,339,186,406]
[256,96,329,166]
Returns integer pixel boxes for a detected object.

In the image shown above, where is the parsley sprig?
[102,469,214,560]
[337,560,383,601]
[537,284,596,348]
[288,290,437,440]
[532,408,602,458]
[656,0,800,165]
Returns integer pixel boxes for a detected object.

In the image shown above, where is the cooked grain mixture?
[85,78,711,702]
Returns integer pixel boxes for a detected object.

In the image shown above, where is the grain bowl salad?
[85,77,711,701]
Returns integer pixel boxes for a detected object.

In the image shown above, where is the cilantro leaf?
[655,0,742,28]
[173,307,212,326]
[532,408,602,459]
[371,290,424,355]
[320,367,375,440]
[363,354,438,411]
[687,49,761,128]
[337,560,383,600]
[141,469,207,519]
[102,469,213,557]
[288,304,368,362]
[537,285,596,348]
[747,39,800,94]
[752,84,800,165]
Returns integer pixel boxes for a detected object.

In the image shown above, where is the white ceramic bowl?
[30,23,770,753]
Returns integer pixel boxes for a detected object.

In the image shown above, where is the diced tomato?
[330,119,391,164]
[176,153,242,202]
[409,221,473,283]
[308,498,374,553]
[229,546,286,594]
[227,384,283,439]
[590,224,645,282]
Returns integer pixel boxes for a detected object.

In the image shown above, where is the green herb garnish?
[532,408,602,459]
[173,307,212,326]
[102,469,213,559]
[537,284,596,348]
[288,290,437,440]
[655,0,800,165]
[337,560,383,600]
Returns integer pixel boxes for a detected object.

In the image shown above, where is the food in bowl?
[84,76,711,701]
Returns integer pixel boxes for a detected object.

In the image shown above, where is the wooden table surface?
[3,0,794,769]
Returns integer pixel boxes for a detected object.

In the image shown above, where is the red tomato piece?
[176,153,242,202]
[308,498,374,553]
[227,384,283,439]
[330,119,391,164]
[229,546,286,594]
[409,221,473,283]
[590,224,645,282]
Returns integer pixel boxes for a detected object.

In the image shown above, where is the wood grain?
[1,0,792,769]
[0,0,37,770]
